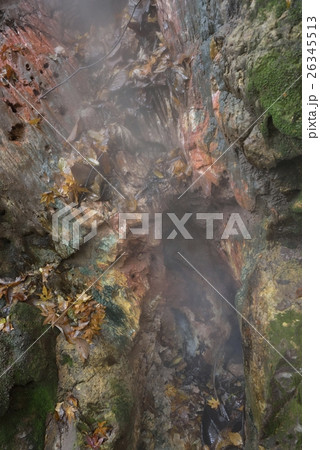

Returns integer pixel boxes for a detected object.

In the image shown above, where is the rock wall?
[154,0,302,447]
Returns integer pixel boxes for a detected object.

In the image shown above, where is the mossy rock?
[0,380,57,450]
[262,310,302,447]
[109,379,134,428]
[0,303,58,449]
[247,48,302,140]
[251,0,301,25]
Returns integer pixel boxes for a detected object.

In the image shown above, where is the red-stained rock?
[189,148,212,170]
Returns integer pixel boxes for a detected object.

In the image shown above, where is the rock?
[0,303,57,449]
[243,124,276,169]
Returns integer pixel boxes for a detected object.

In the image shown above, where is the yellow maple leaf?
[38,284,53,302]
[60,173,89,203]
[208,397,220,409]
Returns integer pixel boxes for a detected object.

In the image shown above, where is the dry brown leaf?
[73,337,89,361]
[40,304,58,326]
[67,117,82,143]
[39,264,55,283]
[4,64,16,80]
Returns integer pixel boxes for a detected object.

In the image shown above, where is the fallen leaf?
[38,284,53,302]
[85,434,105,449]
[93,421,111,437]
[0,318,6,332]
[153,169,164,179]
[64,402,77,423]
[208,397,220,410]
[67,394,78,408]
[229,432,243,447]
[2,316,14,333]
[28,117,41,126]
[40,304,58,326]
[73,337,89,361]
[88,129,105,143]
[60,173,89,203]
[41,191,57,207]
[4,64,16,80]
[67,117,82,143]
[54,402,64,420]
[39,264,55,283]
[0,276,27,303]
[216,429,243,449]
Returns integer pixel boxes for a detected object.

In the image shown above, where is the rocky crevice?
[0,0,301,449]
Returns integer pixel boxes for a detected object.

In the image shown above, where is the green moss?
[268,310,301,366]
[109,379,133,428]
[0,380,57,449]
[92,285,120,306]
[251,0,301,25]
[0,302,58,448]
[260,310,302,445]
[248,49,302,139]
[255,0,287,19]
[287,0,302,26]
[10,302,43,332]
[61,353,74,367]
[263,387,302,447]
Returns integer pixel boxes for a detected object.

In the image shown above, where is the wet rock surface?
[0,0,301,449]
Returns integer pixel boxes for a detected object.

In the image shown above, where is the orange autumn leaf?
[64,403,77,423]
[93,421,111,437]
